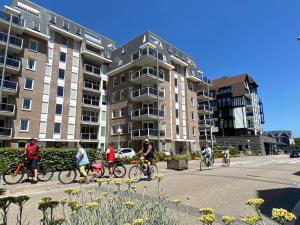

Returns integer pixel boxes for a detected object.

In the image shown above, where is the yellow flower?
[126,178,136,185]
[87,190,94,195]
[64,188,74,195]
[131,186,137,191]
[125,201,135,209]
[156,173,164,182]
[198,214,216,223]
[84,202,98,209]
[113,190,118,194]
[132,218,144,225]
[105,178,112,184]
[70,188,81,196]
[199,208,214,215]
[114,179,123,187]
[154,202,160,207]
[76,177,85,183]
[242,215,262,225]
[124,224,131,225]
[102,192,109,198]
[222,215,235,224]
[246,198,264,207]
[272,208,296,223]
[60,198,68,206]
[171,199,181,206]
[41,197,52,202]
[68,201,81,211]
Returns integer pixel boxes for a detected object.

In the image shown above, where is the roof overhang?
[49,24,83,41]
[24,28,50,41]
[4,5,21,15]
[86,40,104,50]
[107,62,134,76]
[170,55,188,67]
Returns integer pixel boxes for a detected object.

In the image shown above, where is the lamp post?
[220,119,225,146]
[117,127,122,150]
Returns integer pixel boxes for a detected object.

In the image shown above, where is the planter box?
[167,160,188,170]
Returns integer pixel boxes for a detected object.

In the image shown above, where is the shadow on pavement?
[293,171,300,176]
[257,187,300,223]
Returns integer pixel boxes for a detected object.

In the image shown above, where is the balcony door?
[142,122,154,130]
[142,103,154,109]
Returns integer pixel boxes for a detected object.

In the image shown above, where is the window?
[192,112,195,120]
[63,20,69,30]
[49,14,56,24]
[192,127,196,136]
[111,126,116,135]
[57,86,64,97]
[59,69,65,80]
[121,47,125,54]
[189,82,193,91]
[54,123,61,133]
[29,39,38,52]
[100,126,106,136]
[176,109,179,118]
[55,104,62,115]
[175,93,178,102]
[120,107,126,117]
[27,58,36,71]
[121,75,125,83]
[33,21,40,31]
[75,27,81,35]
[174,78,178,87]
[102,81,107,90]
[101,111,106,121]
[176,125,180,135]
[22,98,32,110]
[113,78,117,87]
[24,78,34,90]
[102,95,106,105]
[60,52,66,63]
[191,97,195,106]
[112,109,118,118]
[61,36,68,46]
[20,119,29,132]
[120,90,125,100]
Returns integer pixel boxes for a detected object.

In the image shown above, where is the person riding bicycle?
[138,139,154,181]
[75,143,90,183]
[222,148,230,160]
[106,144,116,178]
[201,143,213,169]
[24,137,41,184]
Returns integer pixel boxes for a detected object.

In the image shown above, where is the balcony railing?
[0,56,20,69]
[131,107,165,119]
[198,105,212,111]
[132,87,164,99]
[82,98,100,107]
[83,81,100,92]
[131,128,165,138]
[83,64,101,76]
[0,11,25,27]
[246,112,254,117]
[0,103,15,113]
[0,32,23,48]
[200,76,212,85]
[198,119,213,126]
[0,80,17,91]
[130,67,164,81]
[80,133,98,140]
[81,115,99,124]
[197,90,212,98]
[132,46,166,62]
[0,127,12,137]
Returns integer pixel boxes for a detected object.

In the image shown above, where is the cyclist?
[138,139,154,181]
[25,137,41,184]
[222,147,230,163]
[106,144,116,178]
[75,143,90,183]
[201,143,213,169]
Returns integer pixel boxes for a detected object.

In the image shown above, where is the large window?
[29,39,38,52]
[27,58,36,71]
[24,78,34,90]
[57,86,64,97]
[176,125,180,135]
[61,36,68,46]
[175,93,178,102]
[20,119,29,132]
[22,98,32,110]
[174,78,178,87]
[60,52,66,62]
[55,104,63,115]
[54,123,61,133]
[32,21,40,31]
[192,127,196,136]
[59,69,65,80]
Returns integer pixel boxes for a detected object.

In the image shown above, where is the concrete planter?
[167,160,188,170]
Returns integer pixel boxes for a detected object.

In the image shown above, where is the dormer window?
[49,15,56,24]
[63,20,69,30]
[76,27,81,35]
[33,21,40,31]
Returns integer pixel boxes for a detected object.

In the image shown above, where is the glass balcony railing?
[197,91,212,98]
[82,98,100,107]
[0,56,20,69]
[83,64,101,76]
[80,133,98,140]
[0,103,15,113]
[130,67,164,81]
[0,127,12,137]
[131,107,165,118]
[198,105,212,111]
[0,80,17,91]
[198,119,213,126]
[132,87,164,99]
[132,46,166,62]
[81,115,99,123]
[0,32,23,48]
[83,81,100,91]
[0,11,25,27]
[131,129,165,138]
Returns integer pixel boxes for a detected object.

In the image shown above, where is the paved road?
[2,154,300,224]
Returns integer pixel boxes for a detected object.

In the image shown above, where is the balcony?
[131,128,165,140]
[80,133,98,141]
[198,105,213,115]
[197,90,213,101]
[81,115,99,125]
[0,56,20,73]
[130,67,164,84]
[82,98,100,110]
[198,119,213,128]
[0,11,25,34]
[199,134,216,142]
[131,87,164,102]
[131,107,164,121]
[131,46,174,70]
[0,103,15,117]
[83,81,101,93]
[0,32,23,53]
[187,74,212,86]
[82,43,111,63]
[0,80,18,95]
[0,127,12,138]
[83,64,102,78]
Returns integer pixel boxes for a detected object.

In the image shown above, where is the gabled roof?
[263,130,293,138]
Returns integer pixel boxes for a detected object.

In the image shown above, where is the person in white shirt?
[201,143,213,168]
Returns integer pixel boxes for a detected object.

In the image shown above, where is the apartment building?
[107,31,211,153]
[0,0,114,148]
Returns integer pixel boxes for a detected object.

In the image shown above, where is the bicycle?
[128,157,158,182]
[200,154,214,171]
[58,159,126,184]
[222,156,230,167]
[3,156,54,185]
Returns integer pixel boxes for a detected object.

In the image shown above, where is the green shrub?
[212,145,240,159]
[170,153,191,161]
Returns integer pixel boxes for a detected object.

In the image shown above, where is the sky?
[2,0,300,137]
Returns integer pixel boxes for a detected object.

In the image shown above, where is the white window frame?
[49,14,56,24]
[29,39,38,52]
[191,97,195,106]
[24,77,34,90]
[53,122,61,134]
[19,119,30,132]
[26,58,36,71]
[63,20,69,30]
[32,21,40,31]
[22,98,32,111]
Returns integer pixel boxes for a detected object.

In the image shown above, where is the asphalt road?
[1,154,300,225]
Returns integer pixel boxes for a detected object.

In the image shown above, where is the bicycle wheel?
[226,158,231,167]
[113,165,126,178]
[200,160,204,171]
[38,166,54,182]
[149,164,158,180]
[3,165,25,185]
[222,158,226,167]
[128,165,141,182]
[58,169,77,184]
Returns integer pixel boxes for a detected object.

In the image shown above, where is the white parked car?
[116,148,136,159]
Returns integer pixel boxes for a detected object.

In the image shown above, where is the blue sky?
[2,0,300,137]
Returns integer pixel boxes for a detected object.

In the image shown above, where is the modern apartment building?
[0,0,114,148]
[107,32,211,153]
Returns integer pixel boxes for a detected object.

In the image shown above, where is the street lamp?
[117,127,122,150]
[220,119,225,146]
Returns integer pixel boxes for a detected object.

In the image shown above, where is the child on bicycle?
[76,143,90,183]
[222,148,230,160]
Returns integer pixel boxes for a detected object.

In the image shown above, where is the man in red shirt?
[106,144,115,178]
[25,137,41,184]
